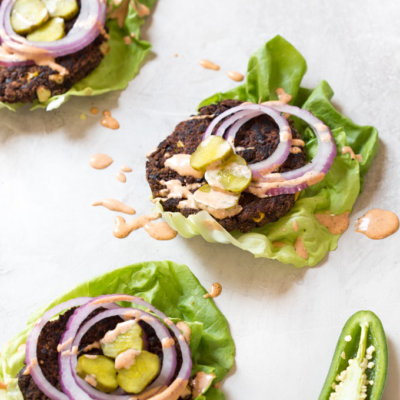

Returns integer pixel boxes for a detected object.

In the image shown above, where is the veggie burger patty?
[17,309,169,400]
[146,100,307,233]
[0,0,107,103]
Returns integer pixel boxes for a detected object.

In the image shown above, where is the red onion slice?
[58,295,192,400]
[25,297,92,400]
[0,0,107,65]
[248,103,337,196]
[202,104,292,178]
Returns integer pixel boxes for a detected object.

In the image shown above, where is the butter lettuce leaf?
[0,0,154,112]
[162,35,378,268]
[0,261,234,399]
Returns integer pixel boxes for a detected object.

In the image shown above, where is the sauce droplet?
[315,211,350,235]
[203,282,222,299]
[356,209,399,239]
[342,146,363,162]
[101,110,120,130]
[80,113,87,120]
[123,36,132,45]
[90,153,113,169]
[90,107,99,115]
[121,165,132,173]
[116,171,127,183]
[227,71,244,82]
[294,236,308,259]
[143,221,177,240]
[113,214,160,238]
[276,87,292,104]
[192,372,216,398]
[199,59,220,70]
[132,0,150,18]
[92,199,136,215]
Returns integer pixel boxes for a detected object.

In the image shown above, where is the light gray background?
[1,0,399,398]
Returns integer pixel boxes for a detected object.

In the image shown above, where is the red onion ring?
[25,297,92,400]
[62,307,177,400]
[202,104,292,178]
[0,0,107,66]
[248,103,337,196]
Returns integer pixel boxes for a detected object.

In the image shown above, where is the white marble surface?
[1,0,400,398]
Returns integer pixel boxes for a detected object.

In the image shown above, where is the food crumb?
[80,113,87,120]
[344,335,352,342]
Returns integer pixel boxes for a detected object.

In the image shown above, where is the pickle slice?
[205,154,252,193]
[101,322,143,358]
[42,0,79,20]
[117,351,160,394]
[76,355,118,393]
[190,136,233,171]
[27,17,65,42]
[11,0,49,35]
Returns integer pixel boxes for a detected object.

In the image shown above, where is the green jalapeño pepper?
[319,311,388,400]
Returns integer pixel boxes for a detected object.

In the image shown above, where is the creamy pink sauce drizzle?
[199,59,220,70]
[101,110,120,130]
[276,87,292,104]
[92,199,136,215]
[164,154,204,179]
[315,211,350,235]
[0,382,8,389]
[102,320,136,344]
[192,372,216,398]
[293,220,299,232]
[342,146,362,162]
[294,236,308,259]
[121,165,133,173]
[143,221,177,240]
[90,153,113,169]
[227,71,244,82]
[84,375,97,388]
[115,349,141,370]
[113,214,160,238]
[132,0,151,18]
[176,321,191,344]
[356,209,399,239]
[161,337,175,349]
[203,282,222,299]
[116,171,127,183]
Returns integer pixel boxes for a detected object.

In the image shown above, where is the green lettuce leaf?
[161,35,378,268]
[0,261,235,399]
[0,0,155,112]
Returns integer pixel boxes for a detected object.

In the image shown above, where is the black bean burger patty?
[17,308,171,400]
[0,0,106,104]
[146,100,307,233]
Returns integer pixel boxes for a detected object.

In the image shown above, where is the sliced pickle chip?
[117,351,160,394]
[205,154,252,193]
[11,0,49,35]
[76,355,118,393]
[190,136,233,171]
[194,184,239,210]
[101,323,143,358]
[42,0,79,20]
[27,17,65,42]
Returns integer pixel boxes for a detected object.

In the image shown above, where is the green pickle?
[319,311,388,400]
[76,355,118,393]
[42,0,79,20]
[205,154,252,193]
[27,17,65,42]
[11,0,49,35]
[101,323,143,358]
[117,351,160,394]
[190,136,233,171]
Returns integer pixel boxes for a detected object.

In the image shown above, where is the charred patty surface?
[0,1,106,104]
[146,100,307,233]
